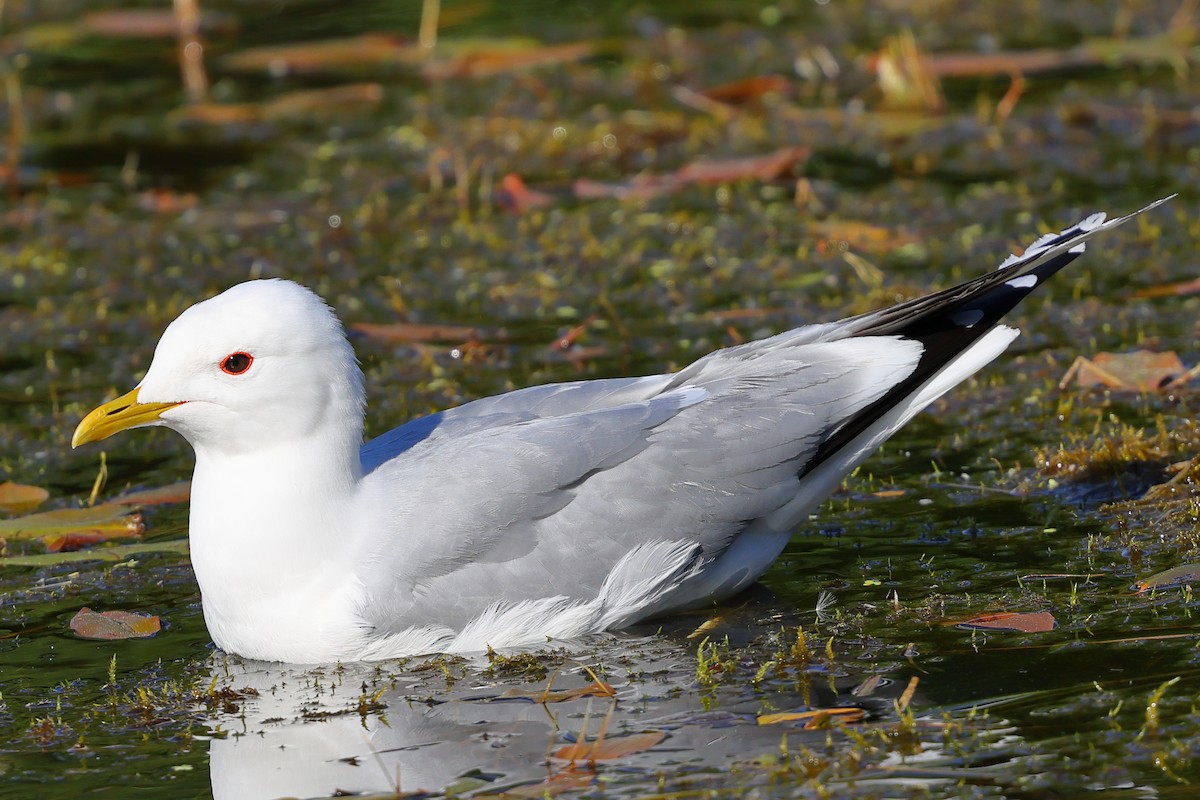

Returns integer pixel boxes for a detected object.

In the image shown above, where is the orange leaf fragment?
[921,31,1190,80]
[757,707,867,727]
[921,48,1076,78]
[175,84,385,127]
[956,611,1056,633]
[262,83,385,121]
[69,607,161,640]
[423,40,597,80]
[551,730,666,763]
[1134,276,1200,299]
[572,175,677,201]
[808,220,919,252]
[222,34,419,75]
[0,504,142,543]
[700,75,791,104]
[0,482,49,514]
[508,146,809,212]
[171,103,264,127]
[1059,351,1192,392]
[1133,564,1200,594]
[498,174,557,212]
[574,147,807,198]
[44,532,110,552]
[351,321,499,344]
[675,146,810,184]
[83,9,236,39]
[137,190,201,214]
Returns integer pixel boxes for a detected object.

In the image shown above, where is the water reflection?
[206,656,553,796]
[198,609,1001,798]
[203,631,710,797]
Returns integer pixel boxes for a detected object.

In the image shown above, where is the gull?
[73,198,1170,663]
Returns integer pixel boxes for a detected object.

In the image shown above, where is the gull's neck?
[187,418,366,661]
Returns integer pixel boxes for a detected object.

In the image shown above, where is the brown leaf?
[509,147,810,212]
[0,481,49,514]
[174,84,385,127]
[1,540,190,568]
[423,40,597,80]
[808,219,918,253]
[69,607,161,640]
[700,75,791,104]
[548,315,599,352]
[1134,276,1200,299]
[922,48,1076,78]
[899,30,1190,81]
[497,174,558,212]
[137,190,200,214]
[1133,564,1200,594]
[262,83,384,121]
[83,9,236,39]
[1060,351,1189,392]
[351,321,499,344]
[0,504,142,543]
[757,707,866,726]
[45,532,111,552]
[570,147,807,202]
[1063,103,1200,132]
[897,676,919,712]
[674,146,809,184]
[955,611,1056,633]
[222,34,419,75]
[551,730,666,763]
[171,103,263,127]
[572,175,678,201]
[112,481,192,507]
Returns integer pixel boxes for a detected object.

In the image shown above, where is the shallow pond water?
[1,1,1199,798]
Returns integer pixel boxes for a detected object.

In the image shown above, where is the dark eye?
[220,352,254,375]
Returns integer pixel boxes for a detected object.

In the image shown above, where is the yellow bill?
[72,387,181,448]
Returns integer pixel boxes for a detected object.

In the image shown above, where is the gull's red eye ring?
[220,352,254,375]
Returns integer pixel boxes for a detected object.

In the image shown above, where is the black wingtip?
[799,197,1172,479]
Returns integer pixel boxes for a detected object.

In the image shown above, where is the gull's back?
[348,200,1168,655]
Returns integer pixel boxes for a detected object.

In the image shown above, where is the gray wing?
[358,313,865,475]
[350,197,1173,639]
[353,335,923,633]
[358,375,675,473]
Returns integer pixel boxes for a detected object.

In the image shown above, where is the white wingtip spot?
[996,253,1021,270]
[1006,275,1038,289]
[994,197,1170,275]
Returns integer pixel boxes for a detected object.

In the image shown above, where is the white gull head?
[139,279,365,457]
